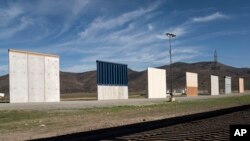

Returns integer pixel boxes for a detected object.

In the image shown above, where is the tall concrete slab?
[225,76,232,94]
[28,54,45,102]
[239,78,244,93]
[45,57,60,102]
[147,67,166,98]
[186,72,198,96]
[9,49,60,103]
[9,51,28,103]
[211,75,219,95]
[97,86,128,100]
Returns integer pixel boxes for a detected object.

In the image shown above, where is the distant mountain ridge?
[0,61,249,95]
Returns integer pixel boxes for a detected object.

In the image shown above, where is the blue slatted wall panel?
[96,60,128,86]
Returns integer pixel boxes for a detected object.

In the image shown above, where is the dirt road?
[0,93,244,110]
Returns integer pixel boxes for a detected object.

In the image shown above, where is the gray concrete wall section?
[211,75,219,95]
[98,86,128,100]
[9,49,60,103]
[225,76,232,94]
[9,52,29,103]
[28,54,45,102]
[45,57,60,102]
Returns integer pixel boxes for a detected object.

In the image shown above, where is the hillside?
[0,61,249,95]
[127,61,250,93]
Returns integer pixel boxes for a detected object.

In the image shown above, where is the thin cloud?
[167,27,187,37]
[156,12,229,40]
[0,17,32,39]
[32,0,89,16]
[45,3,206,72]
[172,47,200,54]
[79,2,160,39]
[53,0,90,37]
[0,4,23,27]
[147,24,154,31]
[192,12,229,23]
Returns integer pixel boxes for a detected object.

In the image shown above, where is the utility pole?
[213,49,218,75]
[166,33,176,102]
[214,49,217,64]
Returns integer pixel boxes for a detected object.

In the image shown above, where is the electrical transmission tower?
[214,49,218,64]
[213,49,219,75]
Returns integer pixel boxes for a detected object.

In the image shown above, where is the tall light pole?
[166,33,176,102]
[213,49,218,75]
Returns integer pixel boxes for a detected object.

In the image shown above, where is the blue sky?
[0,0,250,75]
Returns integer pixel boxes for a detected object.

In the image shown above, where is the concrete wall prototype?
[147,68,166,98]
[225,76,232,94]
[186,72,198,96]
[97,61,128,100]
[211,75,219,95]
[9,49,60,103]
[9,52,28,103]
[97,86,128,100]
[239,78,244,93]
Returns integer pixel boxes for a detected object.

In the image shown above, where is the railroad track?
[34,105,250,141]
[113,109,250,141]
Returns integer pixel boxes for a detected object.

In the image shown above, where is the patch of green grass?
[0,95,250,133]
[0,97,9,103]
[64,94,250,115]
[61,92,97,101]
[129,94,145,99]
[0,110,70,124]
[61,92,146,100]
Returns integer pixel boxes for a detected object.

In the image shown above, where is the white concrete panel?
[28,54,45,102]
[0,93,4,97]
[147,67,166,98]
[9,51,28,103]
[44,57,60,102]
[239,78,244,93]
[186,72,198,87]
[9,49,60,103]
[97,86,128,100]
[225,76,232,94]
[211,75,219,95]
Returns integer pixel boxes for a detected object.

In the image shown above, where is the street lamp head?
[166,33,176,38]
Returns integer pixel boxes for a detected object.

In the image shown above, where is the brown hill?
[161,62,250,93]
[0,61,249,95]
[126,61,250,93]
